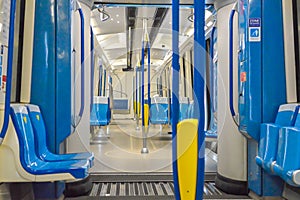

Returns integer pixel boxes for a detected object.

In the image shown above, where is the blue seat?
[256,104,299,173]
[90,96,110,126]
[272,110,300,186]
[150,97,169,124]
[179,97,190,121]
[10,105,90,179]
[26,104,94,167]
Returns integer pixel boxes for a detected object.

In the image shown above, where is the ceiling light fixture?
[98,6,110,22]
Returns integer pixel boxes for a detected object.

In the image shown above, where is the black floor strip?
[168,182,175,194]
[106,182,111,196]
[134,183,139,196]
[151,182,158,196]
[125,183,129,196]
[160,183,168,195]
[143,183,148,195]
[116,183,120,196]
[96,183,102,196]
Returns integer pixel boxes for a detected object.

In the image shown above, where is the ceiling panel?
[98,33,127,50]
[91,7,126,35]
[91,3,213,70]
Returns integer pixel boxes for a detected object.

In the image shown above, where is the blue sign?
[249,18,261,42]
[249,18,261,27]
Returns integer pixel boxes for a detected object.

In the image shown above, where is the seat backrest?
[179,97,190,121]
[292,106,300,127]
[275,104,299,126]
[276,105,300,170]
[96,97,109,121]
[26,104,48,156]
[284,106,300,171]
[150,97,169,123]
[10,104,40,169]
[90,104,98,123]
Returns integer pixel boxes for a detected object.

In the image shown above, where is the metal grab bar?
[78,8,85,119]
[229,9,237,118]
[0,0,17,144]
[90,27,95,112]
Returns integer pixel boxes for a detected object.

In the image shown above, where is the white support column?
[215,0,247,190]
[67,1,93,153]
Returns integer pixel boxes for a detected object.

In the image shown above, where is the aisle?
[89,118,217,173]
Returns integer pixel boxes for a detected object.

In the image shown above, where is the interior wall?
[282,0,298,103]
[67,2,92,153]
[216,2,247,181]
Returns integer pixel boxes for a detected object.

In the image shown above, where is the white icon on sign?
[250,28,259,37]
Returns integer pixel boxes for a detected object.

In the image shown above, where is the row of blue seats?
[10,104,94,179]
[149,97,194,124]
[90,96,194,126]
[256,104,300,186]
[90,96,111,126]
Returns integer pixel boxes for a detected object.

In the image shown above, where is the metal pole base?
[141,147,149,154]
[141,127,149,154]
[90,127,108,144]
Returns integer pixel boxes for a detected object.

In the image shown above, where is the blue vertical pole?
[194,0,206,199]
[99,65,103,96]
[0,0,17,144]
[210,26,216,113]
[103,70,107,96]
[78,8,85,118]
[90,27,95,111]
[229,10,236,117]
[172,0,180,199]
[147,43,151,113]
[141,43,145,127]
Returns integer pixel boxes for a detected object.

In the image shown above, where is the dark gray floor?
[65,173,252,200]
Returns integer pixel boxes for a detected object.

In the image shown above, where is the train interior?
[1,0,300,199]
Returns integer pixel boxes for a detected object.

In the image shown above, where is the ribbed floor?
[89,181,175,197]
[63,174,251,200]
[87,182,250,199]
